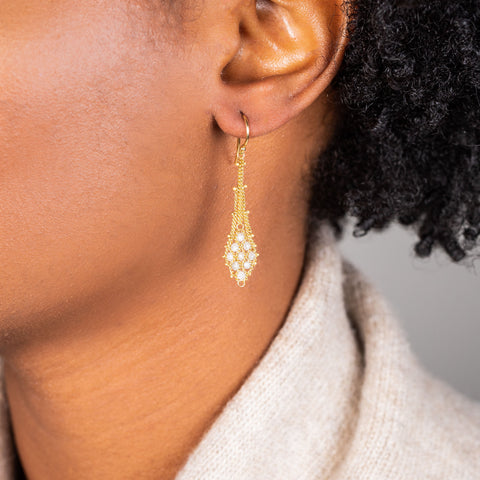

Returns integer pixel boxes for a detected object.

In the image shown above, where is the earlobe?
[213,0,349,138]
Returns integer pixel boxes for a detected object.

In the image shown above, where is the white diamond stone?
[231,243,239,252]
[231,261,239,271]
[236,232,245,242]
[237,252,245,261]
[243,241,251,251]
[237,271,246,281]
[248,252,256,261]
[226,252,234,262]
[243,261,251,270]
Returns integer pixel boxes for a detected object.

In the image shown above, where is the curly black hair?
[309,0,480,263]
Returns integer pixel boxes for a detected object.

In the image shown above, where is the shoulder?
[337,256,480,479]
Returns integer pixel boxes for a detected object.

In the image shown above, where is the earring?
[223,112,259,287]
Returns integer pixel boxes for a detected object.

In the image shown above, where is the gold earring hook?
[236,112,249,153]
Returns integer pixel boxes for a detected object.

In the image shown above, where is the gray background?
[337,217,480,402]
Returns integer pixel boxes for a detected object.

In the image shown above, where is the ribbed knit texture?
[0,219,479,479]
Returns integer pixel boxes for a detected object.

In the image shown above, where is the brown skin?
[0,0,347,478]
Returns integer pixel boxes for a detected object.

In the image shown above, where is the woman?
[0,0,479,479]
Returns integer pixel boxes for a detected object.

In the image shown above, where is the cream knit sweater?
[0,220,479,479]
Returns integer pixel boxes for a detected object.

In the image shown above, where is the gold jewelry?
[223,112,259,287]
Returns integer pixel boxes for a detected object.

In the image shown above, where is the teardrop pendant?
[223,113,259,287]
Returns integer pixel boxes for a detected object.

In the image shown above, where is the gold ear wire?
[222,113,259,287]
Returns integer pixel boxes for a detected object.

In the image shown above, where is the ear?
[212,0,349,138]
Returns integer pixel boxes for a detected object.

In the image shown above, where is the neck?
[1,102,329,480]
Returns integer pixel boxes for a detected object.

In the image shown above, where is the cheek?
[0,2,211,329]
